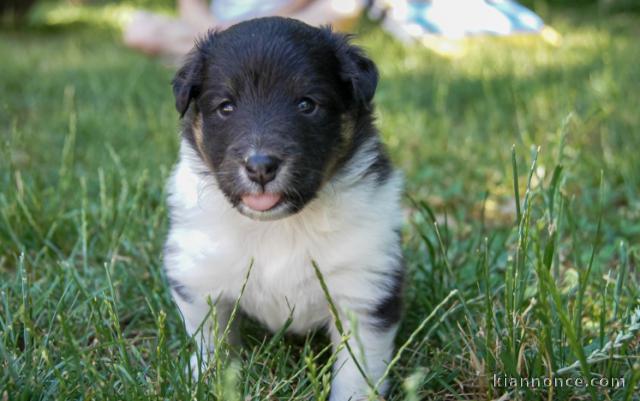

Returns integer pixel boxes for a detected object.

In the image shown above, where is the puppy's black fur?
[171,17,390,217]
[167,18,404,399]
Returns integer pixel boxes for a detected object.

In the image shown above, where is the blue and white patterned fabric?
[383,0,545,39]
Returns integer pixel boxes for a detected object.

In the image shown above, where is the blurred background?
[2,0,639,234]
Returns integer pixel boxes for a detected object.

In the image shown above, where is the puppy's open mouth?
[238,192,292,221]
[241,192,282,212]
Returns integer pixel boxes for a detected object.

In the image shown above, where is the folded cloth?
[211,0,311,22]
[373,0,545,40]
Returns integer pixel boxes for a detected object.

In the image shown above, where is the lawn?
[1,2,639,400]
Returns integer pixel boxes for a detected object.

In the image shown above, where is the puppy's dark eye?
[217,101,235,118]
[297,98,317,114]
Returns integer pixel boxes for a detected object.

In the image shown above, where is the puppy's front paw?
[328,385,370,401]
[329,375,387,401]
[328,391,369,401]
[188,352,211,380]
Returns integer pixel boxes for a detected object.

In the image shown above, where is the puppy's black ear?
[172,52,201,117]
[332,32,379,108]
[172,36,212,117]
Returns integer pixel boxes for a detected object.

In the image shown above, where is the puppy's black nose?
[245,154,281,185]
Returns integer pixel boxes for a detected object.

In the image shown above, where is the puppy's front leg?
[171,288,240,378]
[327,312,399,401]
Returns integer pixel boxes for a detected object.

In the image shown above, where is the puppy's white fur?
[165,136,403,400]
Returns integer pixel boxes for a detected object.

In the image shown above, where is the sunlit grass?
[1,2,639,400]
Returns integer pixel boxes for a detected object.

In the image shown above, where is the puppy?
[164,17,404,401]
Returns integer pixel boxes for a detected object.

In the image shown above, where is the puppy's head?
[172,17,378,221]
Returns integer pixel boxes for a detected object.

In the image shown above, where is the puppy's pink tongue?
[242,193,281,211]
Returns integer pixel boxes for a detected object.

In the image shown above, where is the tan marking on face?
[192,114,214,167]
[323,114,355,183]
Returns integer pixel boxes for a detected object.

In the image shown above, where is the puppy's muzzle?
[244,153,282,185]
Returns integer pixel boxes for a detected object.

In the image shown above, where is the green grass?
[1,2,639,400]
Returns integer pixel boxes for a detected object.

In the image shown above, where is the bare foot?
[123,0,366,59]
[178,0,221,32]
[123,11,199,57]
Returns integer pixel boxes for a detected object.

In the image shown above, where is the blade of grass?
[574,171,604,340]
[613,241,628,320]
[310,260,377,396]
[374,289,459,392]
[539,260,597,400]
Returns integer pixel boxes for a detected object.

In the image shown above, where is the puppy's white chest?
[240,249,329,333]
[166,141,403,335]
